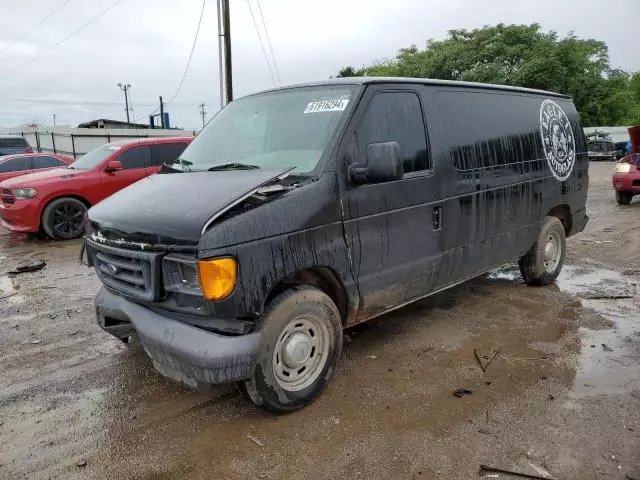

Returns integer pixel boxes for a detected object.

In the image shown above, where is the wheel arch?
[547,204,572,235]
[264,266,349,325]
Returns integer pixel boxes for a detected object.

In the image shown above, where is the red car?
[0,137,192,239]
[0,153,74,182]
[612,125,640,205]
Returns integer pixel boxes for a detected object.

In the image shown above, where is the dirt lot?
[1,162,639,480]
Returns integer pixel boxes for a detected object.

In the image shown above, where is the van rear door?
[341,85,443,320]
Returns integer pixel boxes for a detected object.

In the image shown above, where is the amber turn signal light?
[197,257,237,300]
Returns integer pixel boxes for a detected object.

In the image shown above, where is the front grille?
[86,239,162,302]
[1,188,15,205]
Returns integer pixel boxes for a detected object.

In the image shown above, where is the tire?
[42,197,88,240]
[239,286,343,413]
[519,216,566,286]
[615,190,633,205]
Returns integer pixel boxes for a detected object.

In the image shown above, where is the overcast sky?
[0,0,637,129]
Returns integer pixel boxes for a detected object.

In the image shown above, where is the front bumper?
[612,172,640,192]
[0,199,41,232]
[95,287,261,386]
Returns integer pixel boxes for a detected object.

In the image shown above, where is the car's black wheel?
[42,197,87,240]
[519,216,566,286]
[239,286,342,413]
[615,190,633,205]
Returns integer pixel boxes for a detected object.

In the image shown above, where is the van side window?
[436,90,544,170]
[356,91,430,174]
[116,145,151,169]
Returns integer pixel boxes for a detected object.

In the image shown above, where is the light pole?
[199,103,206,128]
[117,82,132,123]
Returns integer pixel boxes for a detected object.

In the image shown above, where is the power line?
[246,0,276,85]
[0,0,126,81]
[255,0,280,84]
[0,0,74,58]
[137,0,206,121]
[0,96,201,107]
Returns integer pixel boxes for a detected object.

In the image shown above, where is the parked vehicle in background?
[0,137,191,239]
[0,153,74,182]
[612,125,640,205]
[587,139,617,161]
[0,135,33,156]
[85,78,589,412]
[614,141,629,160]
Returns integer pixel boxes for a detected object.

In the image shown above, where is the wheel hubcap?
[52,204,84,237]
[543,231,562,273]
[272,315,329,392]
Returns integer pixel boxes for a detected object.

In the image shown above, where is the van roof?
[251,77,569,99]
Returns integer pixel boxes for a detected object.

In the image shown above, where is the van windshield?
[69,145,120,170]
[178,86,355,173]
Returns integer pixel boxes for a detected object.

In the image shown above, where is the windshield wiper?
[207,163,260,171]
[175,159,193,172]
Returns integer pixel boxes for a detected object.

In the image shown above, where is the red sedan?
[0,137,192,239]
[0,153,74,182]
[612,126,640,205]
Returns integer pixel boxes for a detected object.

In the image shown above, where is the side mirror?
[105,160,122,173]
[350,141,403,185]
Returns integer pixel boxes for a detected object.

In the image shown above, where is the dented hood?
[87,168,292,246]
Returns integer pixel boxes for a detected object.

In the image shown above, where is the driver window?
[117,145,151,169]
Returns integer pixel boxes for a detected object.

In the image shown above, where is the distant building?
[77,118,150,129]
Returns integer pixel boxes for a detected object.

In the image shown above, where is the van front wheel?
[239,286,342,413]
[519,216,566,286]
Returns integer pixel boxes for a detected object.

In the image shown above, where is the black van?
[85,78,588,412]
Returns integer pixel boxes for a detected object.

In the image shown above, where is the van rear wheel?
[519,216,566,286]
[239,286,342,413]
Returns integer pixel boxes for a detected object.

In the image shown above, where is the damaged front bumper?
[95,287,260,386]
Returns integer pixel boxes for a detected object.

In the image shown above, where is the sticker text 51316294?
[304,98,349,114]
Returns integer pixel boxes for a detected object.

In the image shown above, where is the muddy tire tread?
[239,286,342,413]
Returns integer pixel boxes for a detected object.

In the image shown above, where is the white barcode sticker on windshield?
[304,98,349,114]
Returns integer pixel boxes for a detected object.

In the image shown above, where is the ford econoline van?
[85,78,588,412]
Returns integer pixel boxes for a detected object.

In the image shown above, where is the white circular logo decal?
[539,99,575,181]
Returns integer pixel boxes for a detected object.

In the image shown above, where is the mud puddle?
[490,263,640,397]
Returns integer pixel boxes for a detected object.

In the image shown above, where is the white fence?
[0,127,197,158]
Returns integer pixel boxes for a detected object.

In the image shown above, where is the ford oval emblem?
[104,263,119,276]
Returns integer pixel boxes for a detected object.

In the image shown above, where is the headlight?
[12,188,37,199]
[198,257,237,301]
[163,256,201,296]
[615,162,631,173]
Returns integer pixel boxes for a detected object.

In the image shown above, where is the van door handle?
[432,206,442,230]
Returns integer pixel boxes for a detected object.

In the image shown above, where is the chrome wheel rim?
[543,231,562,273]
[272,314,329,392]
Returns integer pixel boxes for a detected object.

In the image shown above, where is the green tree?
[337,24,638,126]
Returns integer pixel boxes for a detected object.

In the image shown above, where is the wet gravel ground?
[1,162,639,480]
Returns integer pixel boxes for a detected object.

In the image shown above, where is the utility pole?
[117,82,131,123]
[52,114,56,126]
[159,96,165,129]
[216,0,225,109]
[199,103,207,128]
[221,0,233,105]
